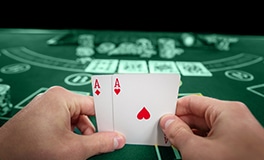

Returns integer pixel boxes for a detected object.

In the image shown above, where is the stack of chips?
[78,34,95,48]
[198,34,239,51]
[158,38,184,59]
[75,34,95,64]
[0,84,13,116]
[136,38,157,58]
[108,42,138,56]
[214,36,239,51]
[106,38,157,58]
[96,42,116,54]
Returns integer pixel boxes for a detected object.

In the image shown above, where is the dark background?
[1,3,263,35]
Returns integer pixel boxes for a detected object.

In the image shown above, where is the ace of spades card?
[91,74,180,146]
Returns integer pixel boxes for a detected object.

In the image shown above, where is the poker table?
[0,28,264,160]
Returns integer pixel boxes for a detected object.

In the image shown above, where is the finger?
[79,132,126,158]
[24,93,44,105]
[160,114,204,150]
[44,86,95,116]
[67,93,95,117]
[177,95,223,116]
[176,95,224,128]
[191,129,208,137]
[74,115,95,135]
[35,93,44,99]
[179,115,210,132]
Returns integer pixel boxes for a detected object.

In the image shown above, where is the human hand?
[160,95,264,160]
[0,86,125,160]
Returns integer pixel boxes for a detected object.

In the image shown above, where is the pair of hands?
[0,86,263,160]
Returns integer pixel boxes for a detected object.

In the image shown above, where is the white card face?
[85,59,119,73]
[148,60,180,73]
[118,60,148,73]
[176,61,212,76]
[91,75,114,132]
[112,74,180,146]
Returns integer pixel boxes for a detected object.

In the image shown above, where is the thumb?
[79,131,126,158]
[160,114,201,150]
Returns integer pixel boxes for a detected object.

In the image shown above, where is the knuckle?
[225,101,250,114]
[233,101,247,108]
[47,86,66,93]
[44,86,67,97]
[229,101,248,109]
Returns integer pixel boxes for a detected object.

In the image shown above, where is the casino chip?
[96,42,116,54]
[0,84,13,116]
[76,34,95,58]
[78,34,95,48]
[76,46,95,57]
[181,32,196,47]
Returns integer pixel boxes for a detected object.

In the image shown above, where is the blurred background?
[1,5,264,160]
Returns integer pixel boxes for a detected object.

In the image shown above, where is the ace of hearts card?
[91,73,181,146]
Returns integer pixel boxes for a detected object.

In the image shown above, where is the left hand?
[0,86,125,160]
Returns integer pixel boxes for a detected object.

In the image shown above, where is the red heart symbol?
[137,107,150,120]
[114,89,120,95]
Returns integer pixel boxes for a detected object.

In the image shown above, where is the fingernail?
[165,119,175,129]
[114,135,125,149]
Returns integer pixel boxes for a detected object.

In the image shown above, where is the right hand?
[160,95,264,160]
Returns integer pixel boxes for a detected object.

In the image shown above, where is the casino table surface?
[0,28,264,160]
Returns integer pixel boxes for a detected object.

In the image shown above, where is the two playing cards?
[91,74,181,146]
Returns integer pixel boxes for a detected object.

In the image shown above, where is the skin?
[1,87,264,160]
[160,95,264,160]
[0,86,125,160]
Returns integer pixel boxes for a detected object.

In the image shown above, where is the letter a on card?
[114,78,121,95]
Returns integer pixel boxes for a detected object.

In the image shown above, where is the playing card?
[176,61,212,76]
[91,75,114,132]
[117,60,148,73]
[148,60,180,73]
[112,73,180,146]
[85,59,119,73]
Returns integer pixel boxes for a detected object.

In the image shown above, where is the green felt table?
[0,29,264,160]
